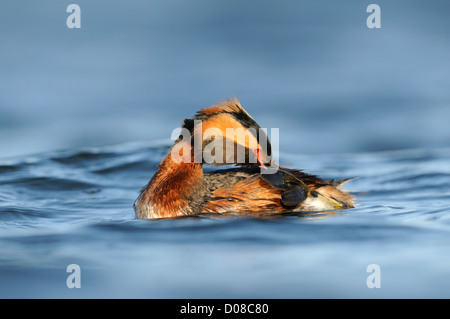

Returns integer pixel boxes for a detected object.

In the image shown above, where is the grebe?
[134,98,355,219]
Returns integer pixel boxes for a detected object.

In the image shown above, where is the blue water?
[1,144,450,298]
[1,1,450,298]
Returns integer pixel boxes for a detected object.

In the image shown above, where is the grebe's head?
[174,97,274,167]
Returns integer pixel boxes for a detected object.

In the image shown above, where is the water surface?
[1,144,449,298]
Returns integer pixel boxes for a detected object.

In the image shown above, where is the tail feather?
[333,177,358,193]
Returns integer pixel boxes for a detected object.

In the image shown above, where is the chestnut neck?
[146,151,204,217]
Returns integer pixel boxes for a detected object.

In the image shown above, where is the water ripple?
[1,144,450,298]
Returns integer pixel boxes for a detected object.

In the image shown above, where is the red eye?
[255,148,263,167]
